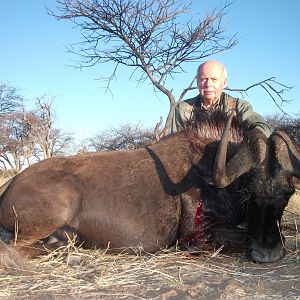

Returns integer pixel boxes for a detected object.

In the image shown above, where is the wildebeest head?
[213,113,300,262]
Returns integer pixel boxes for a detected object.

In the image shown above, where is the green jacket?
[171,92,272,137]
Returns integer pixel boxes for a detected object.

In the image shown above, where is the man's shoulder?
[175,95,199,122]
[223,93,251,107]
[178,95,199,108]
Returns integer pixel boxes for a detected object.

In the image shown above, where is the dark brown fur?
[2,112,298,267]
[0,114,244,268]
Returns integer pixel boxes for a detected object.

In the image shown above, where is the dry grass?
[0,212,299,300]
[286,189,300,215]
[0,176,11,187]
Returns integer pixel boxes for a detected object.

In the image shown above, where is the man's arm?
[171,98,197,134]
[236,99,272,137]
[171,103,185,133]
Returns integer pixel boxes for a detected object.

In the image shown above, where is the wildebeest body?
[0,134,212,254]
[0,112,299,264]
[0,150,180,251]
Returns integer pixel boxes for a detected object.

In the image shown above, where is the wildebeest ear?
[272,131,300,179]
[213,143,254,187]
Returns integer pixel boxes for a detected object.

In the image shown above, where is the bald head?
[196,60,228,107]
[197,60,228,83]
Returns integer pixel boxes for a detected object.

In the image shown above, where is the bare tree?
[0,82,23,115]
[49,0,237,138]
[83,122,155,151]
[0,111,34,172]
[49,0,291,138]
[0,91,74,171]
[29,95,74,160]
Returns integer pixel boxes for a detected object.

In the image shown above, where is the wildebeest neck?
[146,121,243,196]
[146,133,201,196]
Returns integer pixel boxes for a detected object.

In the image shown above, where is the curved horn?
[213,112,254,188]
[272,131,300,179]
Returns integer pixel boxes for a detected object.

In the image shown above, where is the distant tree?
[28,95,74,160]
[0,94,75,172]
[50,0,292,139]
[265,113,300,149]
[264,113,290,131]
[0,111,34,172]
[0,82,31,171]
[83,122,155,151]
[0,82,23,115]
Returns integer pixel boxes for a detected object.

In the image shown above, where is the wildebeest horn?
[213,112,254,188]
[272,131,300,179]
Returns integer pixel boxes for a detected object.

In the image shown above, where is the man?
[171,60,271,137]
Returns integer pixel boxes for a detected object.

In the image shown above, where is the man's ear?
[196,76,200,88]
[224,77,228,88]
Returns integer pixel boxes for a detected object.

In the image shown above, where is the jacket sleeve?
[171,97,197,134]
[171,101,188,134]
[236,99,272,137]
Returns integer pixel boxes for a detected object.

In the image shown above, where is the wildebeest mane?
[185,109,245,154]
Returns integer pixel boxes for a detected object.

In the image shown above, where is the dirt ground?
[0,208,299,300]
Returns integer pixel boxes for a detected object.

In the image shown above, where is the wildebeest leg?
[0,171,82,258]
[46,226,82,245]
[9,226,81,258]
[9,239,54,258]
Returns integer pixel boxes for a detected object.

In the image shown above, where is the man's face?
[197,62,227,104]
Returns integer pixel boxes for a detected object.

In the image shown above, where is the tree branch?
[226,77,293,115]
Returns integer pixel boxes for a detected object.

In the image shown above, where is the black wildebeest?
[0,112,299,267]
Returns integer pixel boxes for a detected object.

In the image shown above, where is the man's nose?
[206,78,213,87]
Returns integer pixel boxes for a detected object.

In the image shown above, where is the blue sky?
[0,0,299,140]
